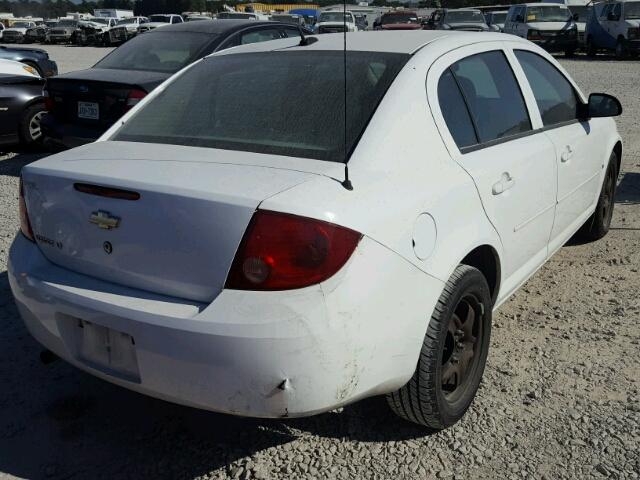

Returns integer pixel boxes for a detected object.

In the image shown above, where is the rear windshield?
[114,51,409,162]
[526,6,571,22]
[382,13,419,24]
[446,11,485,22]
[626,2,640,19]
[320,12,353,22]
[95,31,214,73]
[149,15,171,22]
[568,5,589,21]
[490,12,507,22]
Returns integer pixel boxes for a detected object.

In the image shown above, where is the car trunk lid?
[21,141,333,303]
[45,68,169,128]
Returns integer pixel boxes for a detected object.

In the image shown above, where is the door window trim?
[440,49,534,153]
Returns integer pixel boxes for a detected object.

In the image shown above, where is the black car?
[0,46,58,77]
[0,71,46,147]
[42,20,310,149]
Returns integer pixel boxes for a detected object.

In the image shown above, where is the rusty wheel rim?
[441,294,483,403]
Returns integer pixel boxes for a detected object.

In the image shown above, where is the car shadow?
[615,171,640,205]
[0,148,49,177]
[0,270,430,480]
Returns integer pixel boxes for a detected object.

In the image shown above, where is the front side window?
[612,3,622,17]
[515,50,577,127]
[114,51,409,162]
[449,51,531,145]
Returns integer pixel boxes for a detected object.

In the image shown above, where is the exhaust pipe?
[40,349,59,365]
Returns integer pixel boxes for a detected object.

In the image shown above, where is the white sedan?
[9,31,622,429]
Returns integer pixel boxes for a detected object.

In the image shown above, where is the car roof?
[214,30,523,55]
[151,19,290,34]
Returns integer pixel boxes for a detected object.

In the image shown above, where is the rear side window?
[114,51,409,162]
[449,51,531,145]
[241,28,282,45]
[514,50,578,126]
[437,70,478,148]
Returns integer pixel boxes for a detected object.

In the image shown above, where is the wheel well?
[613,141,622,174]
[461,246,500,304]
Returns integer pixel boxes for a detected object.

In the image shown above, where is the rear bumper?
[41,114,104,149]
[8,233,443,418]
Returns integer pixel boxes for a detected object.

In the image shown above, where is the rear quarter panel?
[260,48,504,289]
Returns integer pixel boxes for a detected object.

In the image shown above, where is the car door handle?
[561,146,574,162]
[492,172,515,195]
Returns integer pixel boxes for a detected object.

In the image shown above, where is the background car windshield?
[95,32,213,73]
[446,11,485,22]
[382,13,419,24]
[13,22,31,28]
[58,20,77,27]
[114,51,409,162]
[320,12,352,22]
[149,15,171,22]
[91,18,110,25]
[625,2,640,18]
[568,6,589,21]
[118,18,138,25]
[526,6,571,22]
[492,12,507,22]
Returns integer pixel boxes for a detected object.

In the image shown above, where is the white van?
[545,0,591,44]
[503,3,580,55]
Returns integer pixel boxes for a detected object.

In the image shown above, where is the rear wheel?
[578,151,618,241]
[615,38,627,59]
[19,103,46,146]
[586,36,597,57]
[387,264,492,429]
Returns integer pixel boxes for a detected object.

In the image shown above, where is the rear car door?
[512,48,605,250]
[428,44,557,293]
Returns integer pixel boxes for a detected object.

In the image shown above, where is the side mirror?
[607,12,618,20]
[572,13,579,20]
[515,14,524,22]
[580,93,622,119]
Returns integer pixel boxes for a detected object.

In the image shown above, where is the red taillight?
[19,177,35,242]
[226,210,362,291]
[43,88,54,111]
[126,89,147,110]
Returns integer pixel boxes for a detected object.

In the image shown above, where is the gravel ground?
[0,48,638,480]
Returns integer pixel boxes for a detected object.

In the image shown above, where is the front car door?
[427,43,557,299]
[511,47,607,252]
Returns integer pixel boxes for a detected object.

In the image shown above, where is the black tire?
[578,151,618,241]
[19,103,46,146]
[387,264,492,429]
[586,37,596,57]
[615,38,627,59]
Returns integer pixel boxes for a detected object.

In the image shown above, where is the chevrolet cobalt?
[10,31,622,429]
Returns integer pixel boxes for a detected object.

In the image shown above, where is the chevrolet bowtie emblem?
[89,210,120,230]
